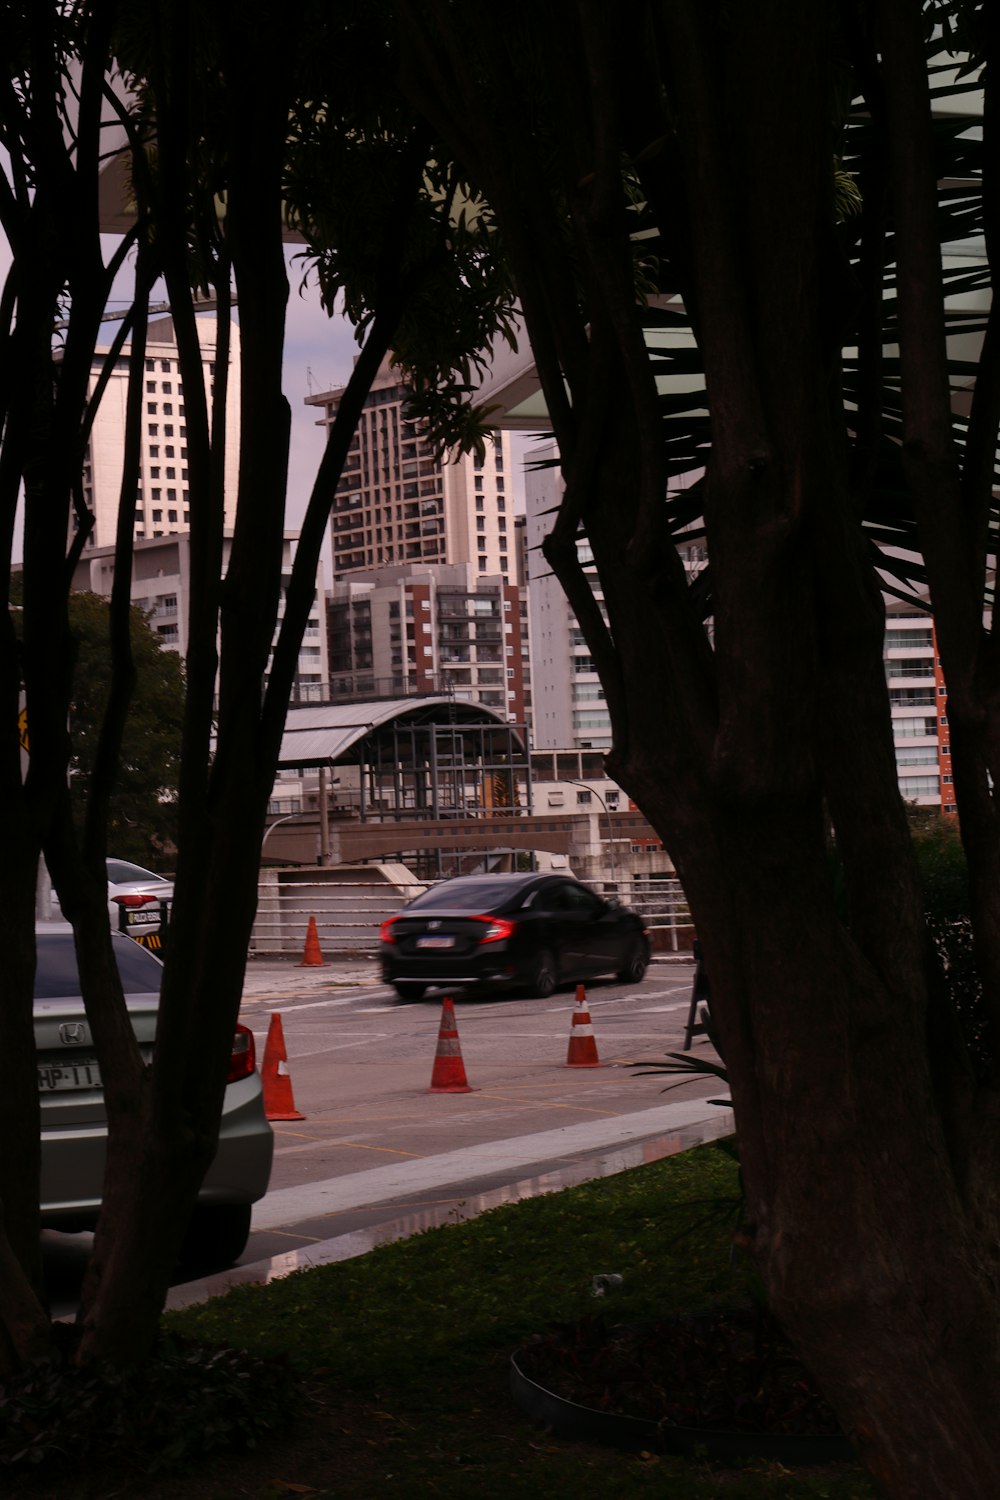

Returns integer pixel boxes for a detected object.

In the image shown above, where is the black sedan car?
[379,872,649,1001]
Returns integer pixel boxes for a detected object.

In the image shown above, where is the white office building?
[77,314,240,551]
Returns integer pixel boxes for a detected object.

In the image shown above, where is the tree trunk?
[685,820,1000,1496]
[396,4,1000,1493]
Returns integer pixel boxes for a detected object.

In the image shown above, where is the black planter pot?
[509,1350,855,1466]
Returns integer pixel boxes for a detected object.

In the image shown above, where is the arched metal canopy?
[277,696,525,770]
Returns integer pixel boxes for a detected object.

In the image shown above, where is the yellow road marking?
[271,1131,422,1159]
[474,1091,619,1116]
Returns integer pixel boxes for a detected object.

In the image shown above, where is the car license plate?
[38,1059,102,1091]
[416,935,455,949]
[125,908,159,926]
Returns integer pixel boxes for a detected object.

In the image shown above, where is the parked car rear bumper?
[40,1073,273,1231]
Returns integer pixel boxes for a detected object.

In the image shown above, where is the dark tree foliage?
[64,593,183,867]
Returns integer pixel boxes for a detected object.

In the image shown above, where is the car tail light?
[112,893,161,908]
[228,1024,256,1083]
[380,917,399,944]
[474,916,515,945]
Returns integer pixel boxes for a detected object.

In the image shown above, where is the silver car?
[35,925,273,1268]
[44,858,174,949]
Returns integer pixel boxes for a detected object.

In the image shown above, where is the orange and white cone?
[426,998,477,1094]
[566,984,602,1068]
[261,1012,306,1120]
[298,914,326,968]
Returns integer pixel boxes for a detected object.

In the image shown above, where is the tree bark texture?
[400,2,1000,1494]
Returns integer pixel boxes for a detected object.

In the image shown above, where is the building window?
[147,402,157,414]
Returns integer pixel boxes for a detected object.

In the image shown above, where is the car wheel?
[393,982,427,1003]
[178,1202,252,1271]
[617,938,650,984]
[527,948,557,999]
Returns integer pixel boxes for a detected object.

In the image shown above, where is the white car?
[106,858,174,947]
[45,858,174,948]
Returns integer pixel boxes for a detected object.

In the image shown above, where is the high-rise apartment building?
[526,442,956,812]
[306,359,515,583]
[885,601,955,811]
[70,531,329,703]
[77,314,240,551]
[326,562,526,723]
[525,444,611,751]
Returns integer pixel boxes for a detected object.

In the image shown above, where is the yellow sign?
[18,706,28,752]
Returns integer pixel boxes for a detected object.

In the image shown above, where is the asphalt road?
[43,960,729,1314]
[234,963,724,1264]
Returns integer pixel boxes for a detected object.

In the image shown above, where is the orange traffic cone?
[261,1012,306,1120]
[566,984,602,1068]
[426,998,477,1094]
[298,914,326,967]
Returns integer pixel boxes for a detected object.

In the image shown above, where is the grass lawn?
[17,1143,874,1499]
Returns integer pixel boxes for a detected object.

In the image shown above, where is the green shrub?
[0,1332,299,1479]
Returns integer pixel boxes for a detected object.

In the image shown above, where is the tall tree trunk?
[399,2,1000,1492]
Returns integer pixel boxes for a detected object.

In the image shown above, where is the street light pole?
[260,811,304,858]
[568,779,618,891]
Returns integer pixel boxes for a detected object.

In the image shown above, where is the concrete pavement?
[161,951,724,1311]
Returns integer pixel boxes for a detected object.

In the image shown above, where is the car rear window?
[34,934,163,999]
[106,859,165,884]
[407,879,530,912]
